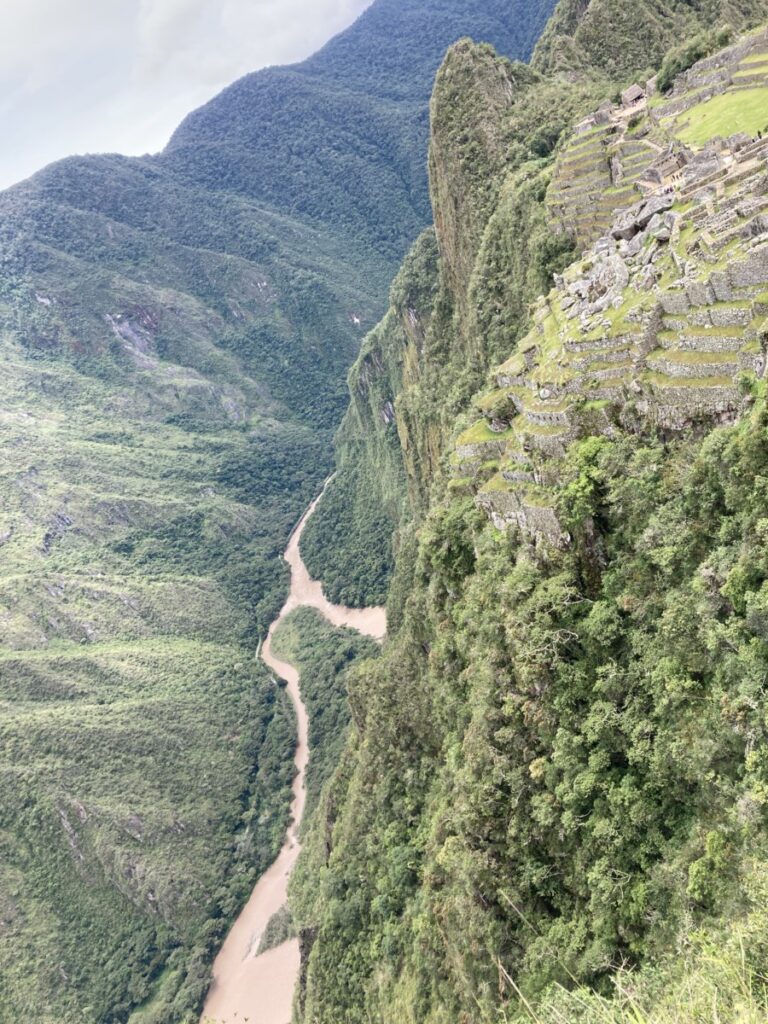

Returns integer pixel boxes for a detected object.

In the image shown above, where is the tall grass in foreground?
[508,947,767,1024]
[501,892,768,1024]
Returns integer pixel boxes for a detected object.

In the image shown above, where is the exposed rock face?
[429,42,523,325]
[612,194,674,241]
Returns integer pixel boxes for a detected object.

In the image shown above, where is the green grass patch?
[457,419,512,446]
[673,87,768,146]
[649,347,739,364]
[644,371,736,388]
[738,49,768,65]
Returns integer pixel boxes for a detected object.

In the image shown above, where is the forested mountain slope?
[0,2,557,1022]
[292,3,768,1021]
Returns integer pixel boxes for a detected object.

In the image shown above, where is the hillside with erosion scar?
[201,485,385,1024]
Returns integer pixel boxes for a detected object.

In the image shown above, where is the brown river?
[201,484,386,1024]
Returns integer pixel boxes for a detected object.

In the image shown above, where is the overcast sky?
[0,0,372,190]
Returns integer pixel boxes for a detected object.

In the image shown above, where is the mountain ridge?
[290,5,768,1022]
[0,2,557,1021]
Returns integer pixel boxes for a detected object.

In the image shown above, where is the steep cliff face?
[0,3,564,1022]
[533,0,768,76]
[292,7,768,1023]
[300,232,440,606]
[301,42,560,587]
[428,43,523,325]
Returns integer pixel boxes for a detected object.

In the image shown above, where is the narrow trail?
[201,481,386,1024]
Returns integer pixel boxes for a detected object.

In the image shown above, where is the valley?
[201,485,385,1024]
[4,1,768,1022]
[0,3,555,1019]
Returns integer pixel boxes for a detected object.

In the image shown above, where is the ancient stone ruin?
[457,30,768,545]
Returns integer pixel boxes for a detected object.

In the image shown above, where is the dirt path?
[201,482,386,1024]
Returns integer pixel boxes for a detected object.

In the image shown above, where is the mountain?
[290,4,768,1022]
[0,2,559,1022]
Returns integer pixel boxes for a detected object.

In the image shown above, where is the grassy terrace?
[585,358,633,374]
[514,417,567,438]
[733,65,768,77]
[476,387,515,413]
[671,86,768,146]
[482,471,515,493]
[497,351,527,377]
[649,347,740,364]
[475,52,768,537]
[659,325,749,339]
[457,419,515,446]
[643,371,737,388]
[739,50,768,65]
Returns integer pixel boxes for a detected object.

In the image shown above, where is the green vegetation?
[293,394,768,1024]
[531,0,759,79]
[673,86,768,146]
[272,607,379,818]
[458,419,515,445]
[0,1,559,1019]
[656,27,734,94]
[0,326,324,1023]
[301,230,440,606]
[256,906,296,955]
[509,924,768,1022]
[299,457,401,607]
[293,9,768,1024]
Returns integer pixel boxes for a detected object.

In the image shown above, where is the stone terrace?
[459,53,768,544]
[547,27,768,251]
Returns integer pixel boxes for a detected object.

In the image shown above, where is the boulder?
[610,194,673,241]
[625,231,647,259]
[612,207,642,240]
[638,265,657,291]
[636,193,674,228]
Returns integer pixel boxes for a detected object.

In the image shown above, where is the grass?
[738,50,768,65]
[644,371,736,388]
[581,398,612,411]
[672,86,768,146]
[482,472,516,493]
[516,418,568,438]
[585,358,633,374]
[476,387,515,413]
[520,484,558,508]
[649,347,739,364]
[510,966,768,1023]
[659,325,747,339]
[458,419,515,445]
[733,65,768,78]
[498,352,528,377]
[497,882,768,1024]
[507,936,768,1024]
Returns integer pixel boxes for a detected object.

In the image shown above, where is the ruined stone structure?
[547,27,768,249]
[457,34,768,545]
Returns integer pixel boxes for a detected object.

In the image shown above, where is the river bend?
[201,485,386,1023]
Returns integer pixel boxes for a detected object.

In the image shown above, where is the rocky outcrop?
[429,43,530,325]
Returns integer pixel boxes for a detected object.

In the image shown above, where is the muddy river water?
[201,485,386,1023]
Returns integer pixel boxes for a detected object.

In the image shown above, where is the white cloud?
[0,0,371,190]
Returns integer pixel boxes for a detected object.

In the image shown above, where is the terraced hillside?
[548,27,768,246]
[459,30,768,544]
[289,15,768,1024]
